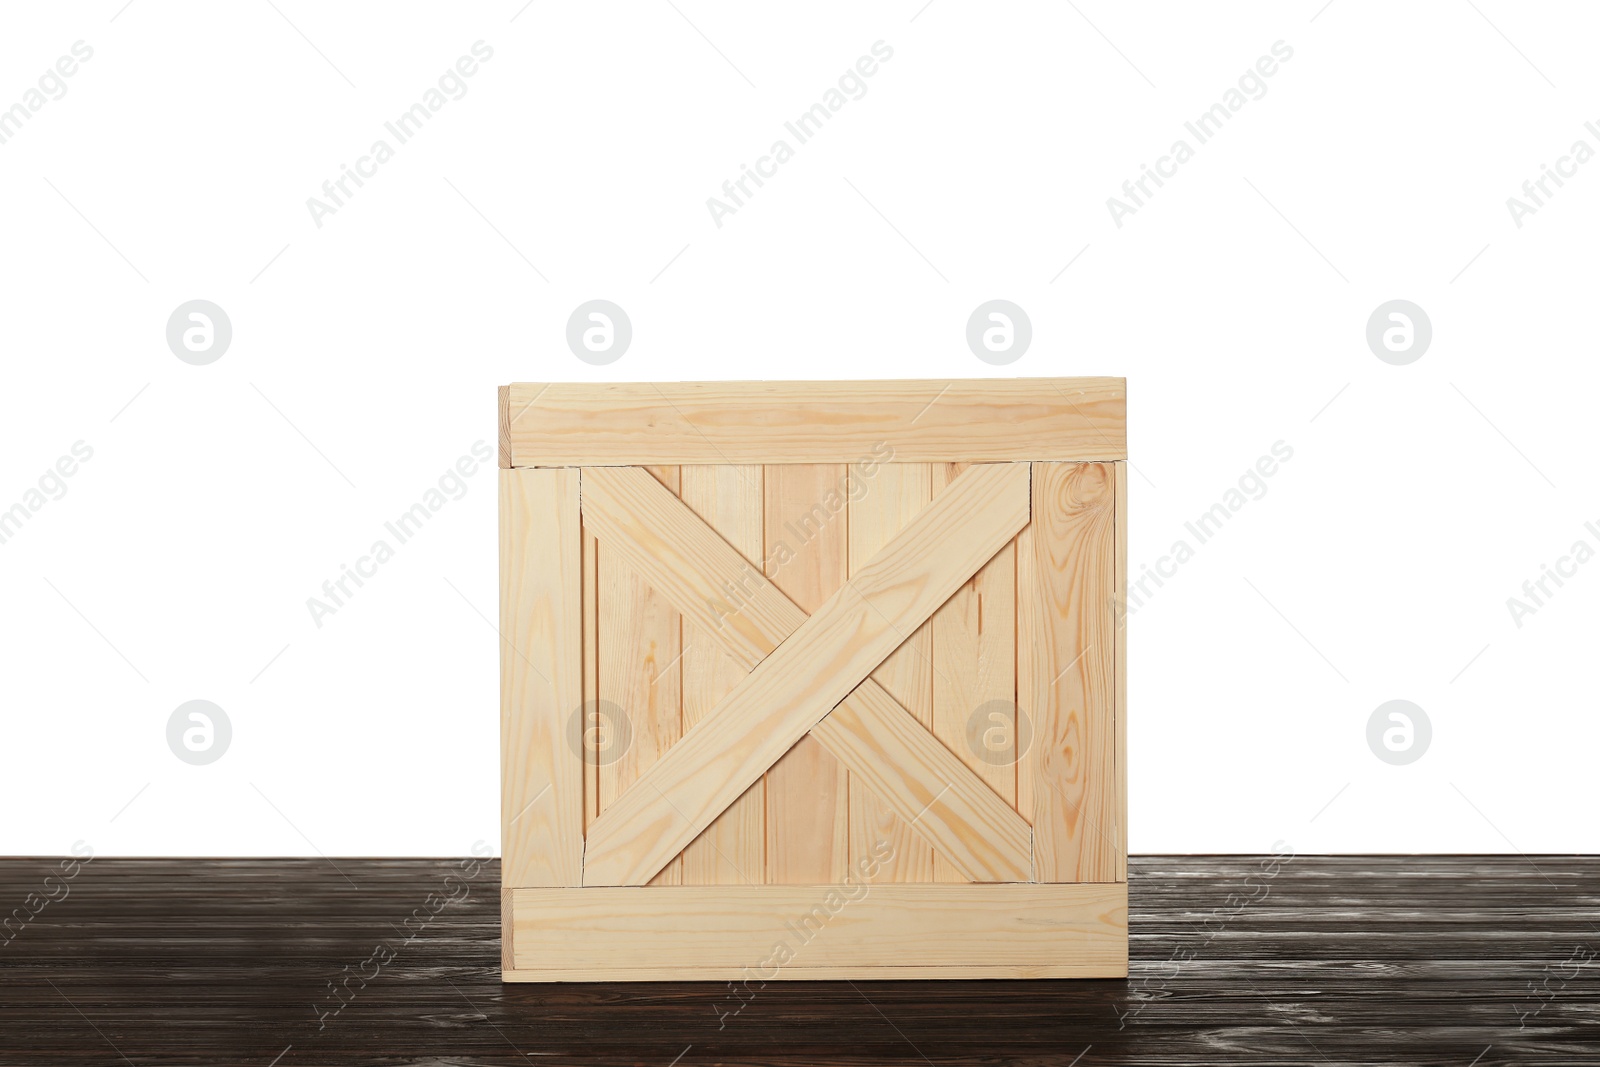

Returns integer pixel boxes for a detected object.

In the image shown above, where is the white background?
[2,1,1595,858]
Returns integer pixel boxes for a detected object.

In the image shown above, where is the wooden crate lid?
[499,378,1126,467]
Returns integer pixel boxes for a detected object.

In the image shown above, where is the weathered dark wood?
[1,856,1596,1065]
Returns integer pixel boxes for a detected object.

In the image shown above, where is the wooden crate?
[498,379,1128,981]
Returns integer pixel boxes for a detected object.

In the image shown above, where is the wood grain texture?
[677,464,765,886]
[581,463,1032,886]
[508,883,1125,979]
[598,466,683,886]
[762,464,850,884]
[579,460,1036,886]
[812,683,1033,883]
[930,463,1019,882]
[499,469,583,888]
[581,465,806,668]
[848,463,935,883]
[7,856,1598,1064]
[581,523,599,833]
[1018,463,1120,883]
[503,379,1127,466]
[496,385,511,469]
[1114,460,1128,883]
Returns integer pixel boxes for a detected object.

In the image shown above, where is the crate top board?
[497,378,1126,468]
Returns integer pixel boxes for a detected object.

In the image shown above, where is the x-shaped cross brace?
[579,462,1036,887]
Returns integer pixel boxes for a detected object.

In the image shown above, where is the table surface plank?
[1,856,1595,1065]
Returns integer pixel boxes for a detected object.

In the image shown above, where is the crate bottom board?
[502,882,1128,982]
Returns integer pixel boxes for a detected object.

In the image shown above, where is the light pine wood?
[931,464,1019,881]
[762,465,850,884]
[496,385,511,469]
[678,465,765,886]
[503,379,1126,466]
[580,466,808,663]
[848,463,935,883]
[581,523,599,832]
[582,467,851,883]
[1114,460,1129,882]
[580,459,1036,884]
[598,466,683,886]
[1014,522,1036,828]
[765,733,848,884]
[499,468,583,888]
[581,463,802,669]
[812,683,1032,882]
[1018,463,1120,883]
[504,964,1114,981]
[501,381,1132,982]
[581,463,1032,887]
[506,882,1127,980]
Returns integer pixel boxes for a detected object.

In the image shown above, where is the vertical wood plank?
[497,385,511,469]
[500,468,583,887]
[931,464,1018,882]
[678,464,765,886]
[1113,460,1128,882]
[848,463,936,882]
[762,463,849,884]
[599,466,684,886]
[1018,462,1118,883]
[581,524,599,833]
[1016,512,1034,825]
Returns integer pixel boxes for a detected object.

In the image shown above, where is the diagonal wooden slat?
[813,684,1032,882]
[579,465,808,663]
[579,463,1032,887]
[583,465,1035,883]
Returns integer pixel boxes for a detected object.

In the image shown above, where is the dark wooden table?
[1,856,1595,1065]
